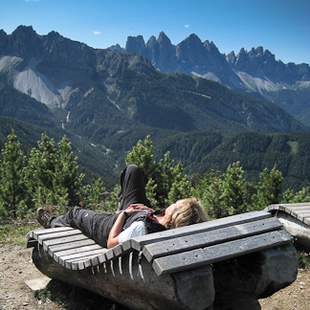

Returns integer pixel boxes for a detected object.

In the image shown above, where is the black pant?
[50,165,149,245]
[118,164,149,211]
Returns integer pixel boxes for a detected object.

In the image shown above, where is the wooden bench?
[267,202,310,251]
[27,210,298,310]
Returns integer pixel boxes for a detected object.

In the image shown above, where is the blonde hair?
[167,198,207,229]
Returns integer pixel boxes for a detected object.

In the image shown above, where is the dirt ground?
[0,245,309,310]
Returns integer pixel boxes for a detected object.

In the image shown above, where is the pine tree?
[168,163,193,205]
[0,131,27,218]
[126,135,156,177]
[55,136,84,206]
[24,134,86,208]
[81,177,105,209]
[222,162,248,215]
[255,167,283,209]
[24,133,58,208]
[194,171,228,219]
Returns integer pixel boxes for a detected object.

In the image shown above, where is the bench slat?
[59,248,108,265]
[143,217,282,262]
[31,227,73,239]
[105,249,115,261]
[152,230,292,276]
[38,230,83,244]
[43,235,89,252]
[128,211,271,251]
[54,244,103,262]
[268,203,310,225]
[69,255,103,270]
[48,239,96,255]
[269,203,310,209]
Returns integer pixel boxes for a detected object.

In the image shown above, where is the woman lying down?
[37,165,207,249]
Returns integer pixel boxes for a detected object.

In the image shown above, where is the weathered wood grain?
[37,230,82,244]
[130,211,271,251]
[30,227,73,239]
[48,239,96,255]
[152,230,292,275]
[143,217,282,262]
[59,248,108,265]
[268,203,310,225]
[53,244,103,262]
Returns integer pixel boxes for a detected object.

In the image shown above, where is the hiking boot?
[37,208,53,228]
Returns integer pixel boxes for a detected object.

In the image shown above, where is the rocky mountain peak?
[8,25,42,58]
[184,33,202,45]
[108,43,125,53]
[146,35,157,47]
[125,35,147,57]
[203,40,220,54]
[12,25,37,38]
[226,51,236,64]
[157,31,171,43]
[46,30,62,39]
[0,29,7,37]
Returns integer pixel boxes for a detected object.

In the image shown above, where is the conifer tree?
[255,167,283,209]
[24,133,58,208]
[55,136,84,206]
[81,177,105,208]
[222,162,248,215]
[0,131,27,218]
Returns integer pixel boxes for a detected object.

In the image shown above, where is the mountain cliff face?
[124,33,310,125]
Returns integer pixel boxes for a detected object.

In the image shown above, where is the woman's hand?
[127,204,154,213]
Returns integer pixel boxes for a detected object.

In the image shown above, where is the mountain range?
[0,25,310,188]
[121,32,310,126]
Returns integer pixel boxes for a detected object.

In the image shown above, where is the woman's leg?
[51,206,96,238]
[118,165,150,211]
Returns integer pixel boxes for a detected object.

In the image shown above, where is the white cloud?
[184,24,190,29]
[93,31,102,36]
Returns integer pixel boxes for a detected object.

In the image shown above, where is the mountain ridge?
[121,32,310,125]
[0,25,306,135]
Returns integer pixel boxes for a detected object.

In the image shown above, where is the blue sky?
[1,0,309,64]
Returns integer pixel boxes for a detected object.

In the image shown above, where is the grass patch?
[298,251,310,270]
[0,220,40,246]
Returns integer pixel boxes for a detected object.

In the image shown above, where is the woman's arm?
[107,211,128,248]
[107,204,154,248]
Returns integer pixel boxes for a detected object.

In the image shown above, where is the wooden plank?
[293,211,310,217]
[291,208,310,213]
[130,211,271,251]
[42,235,89,251]
[70,260,85,271]
[59,248,107,265]
[47,239,96,255]
[38,230,82,244]
[105,249,115,261]
[268,203,310,211]
[152,230,292,276]
[67,252,107,270]
[54,244,103,262]
[69,255,102,270]
[31,227,73,238]
[143,217,282,262]
[113,244,124,257]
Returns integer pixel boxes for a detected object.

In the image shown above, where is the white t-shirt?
[118,221,147,243]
